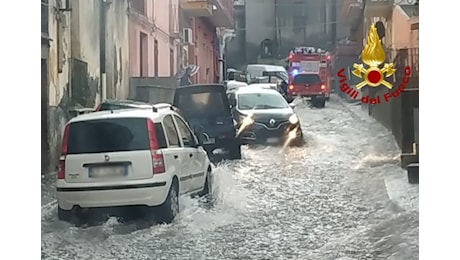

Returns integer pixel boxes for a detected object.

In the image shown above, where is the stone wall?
[45,0,130,172]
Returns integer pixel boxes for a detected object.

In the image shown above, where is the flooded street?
[41,96,419,260]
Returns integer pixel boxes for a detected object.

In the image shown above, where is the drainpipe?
[100,0,109,101]
[218,28,235,83]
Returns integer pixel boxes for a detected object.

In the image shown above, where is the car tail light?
[289,85,294,90]
[321,84,326,90]
[147,119,165,174]
[58,124,70,179]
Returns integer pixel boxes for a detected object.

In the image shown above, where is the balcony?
[364,0,393,18]
[341,0,363,26]
[208,0,234,28]
[181,0,234,28]
[181,0,213,18]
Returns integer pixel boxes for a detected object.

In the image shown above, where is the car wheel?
[157,179,179,224]
[228,144,242,160]
[199,167,213,197]
[290,131,305,147]
[57,207,73,222]
[313,97,326,108]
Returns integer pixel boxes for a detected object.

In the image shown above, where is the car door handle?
[174,154,179,159]
[189,153,193,158]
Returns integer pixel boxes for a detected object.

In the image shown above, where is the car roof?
[176,83,225,90]
[227,80,248,87]
[297,72,320,75]
[68,107,174,124]
[249,83,277,87]
[101,99,152,106]
[235,86,281,95]
[247,64,286,72]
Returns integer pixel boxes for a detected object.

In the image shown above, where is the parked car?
[56,106,212,224]
[227,86,304,146]
[226,80,248,93]
[173,84,242,159]
[248,83,279,91]
[287,72,327,108]
[95,99,154,111]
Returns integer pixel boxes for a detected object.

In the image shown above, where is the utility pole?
[217,28,236,83]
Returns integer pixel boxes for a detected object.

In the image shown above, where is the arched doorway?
[260,39,273,58]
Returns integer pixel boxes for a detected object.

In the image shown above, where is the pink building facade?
[181,0,234,84]
[128,0,180,77]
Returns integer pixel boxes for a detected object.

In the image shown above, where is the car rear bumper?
[239,122,301,145]
[288,92,326,98]
[56,181,170,210]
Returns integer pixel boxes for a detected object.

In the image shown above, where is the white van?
[245,64,289,82]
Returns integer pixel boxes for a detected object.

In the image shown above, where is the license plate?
[266,137,279,143]
[89,166,126,178]
[203,138,215,144]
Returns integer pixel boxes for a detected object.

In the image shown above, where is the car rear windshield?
[177,91,228,117]
[293,74,321,84]
[67,118,166,154]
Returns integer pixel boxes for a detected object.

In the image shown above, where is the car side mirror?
[289,103,296,109]
[229,99,236,108]
[195,132,208,146]
[197,136,203,146]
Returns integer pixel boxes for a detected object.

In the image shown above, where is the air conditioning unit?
[183,28,193,44]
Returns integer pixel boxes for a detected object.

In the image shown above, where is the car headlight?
[289,114,299,124]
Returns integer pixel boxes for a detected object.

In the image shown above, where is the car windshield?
[177,91,228,117]
[237,92,288,110]
[293,74,321,84]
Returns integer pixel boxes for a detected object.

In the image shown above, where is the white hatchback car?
[56,104,212,224]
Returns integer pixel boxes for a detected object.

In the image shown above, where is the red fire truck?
[286,47,332,108]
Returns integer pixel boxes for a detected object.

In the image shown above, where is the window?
[293,74,321,85]
[131,0,146,15]
[177,91,227,117]
[173,116,197,147]
[293,16,305,34]
[237,93,288,110]
[41,0,48,34]
[154,39,159,76]
[154,123,168,149]
[140,32,148,76]
[163,115,180,147]
[67,118,150,154]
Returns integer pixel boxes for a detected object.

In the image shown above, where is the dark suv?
[173,84,241,159]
